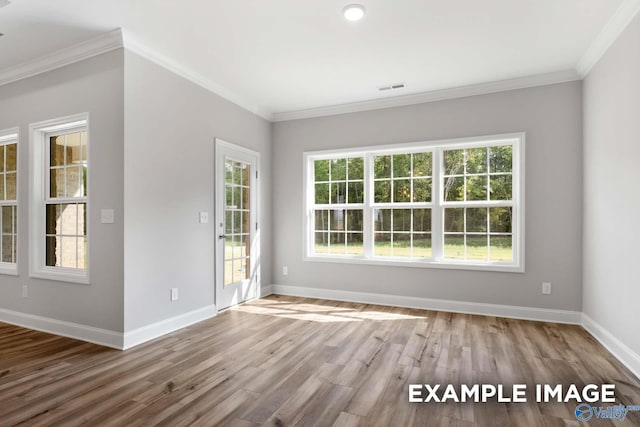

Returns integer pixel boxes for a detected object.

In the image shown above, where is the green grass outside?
[314,237,512,262]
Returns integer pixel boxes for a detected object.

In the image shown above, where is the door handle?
[218,234,227,239]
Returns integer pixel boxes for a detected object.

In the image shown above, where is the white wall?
[0,50,125,332]
[583,13,640,355]
[272,81,583,311]
[123,51,272,331]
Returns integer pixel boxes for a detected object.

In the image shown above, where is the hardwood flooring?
[1,295,639,426]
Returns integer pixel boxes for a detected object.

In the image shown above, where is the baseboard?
[582,314,640,380]
[0,308,123,350]
[260,284,274,298]
[0,304,219,351]
[122,304,217,350]
[269,284,582,324]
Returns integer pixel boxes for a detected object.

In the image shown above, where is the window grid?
[313,157,364,207]
[312,157,365,255]
[224,160,251,285]
[442,146,513,203]
[372,153,433,205]
[305,136,522,270]
[373,208,432,258]
[370,151,433,259]
[0,136,18,266]
[441,145,514,263]
[45,127,88,271]
[313,208,364,255]
[443,207,513,262]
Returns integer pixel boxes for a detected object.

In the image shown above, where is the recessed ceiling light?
[343,4,365,21]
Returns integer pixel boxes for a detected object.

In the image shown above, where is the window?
[442,146,514,263]
[46,128,88,269]
[0,129,18,275]
[372,152,433,258]
[304,134,524,272]
[30,114,89,283]
[313,157,364,255]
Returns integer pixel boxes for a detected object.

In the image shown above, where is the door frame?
[214,138,261,310]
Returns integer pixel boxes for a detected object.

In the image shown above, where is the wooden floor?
[1,295,639,426]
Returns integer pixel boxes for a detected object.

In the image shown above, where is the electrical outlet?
[542,282,552,295]
[22,285,28,298]
[283,266,288,276]
[199,211,209,224]
[170,288,179,301]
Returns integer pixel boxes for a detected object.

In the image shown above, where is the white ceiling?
[0,0,631,118]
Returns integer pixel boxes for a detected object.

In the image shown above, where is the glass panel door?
[215,139,260,310]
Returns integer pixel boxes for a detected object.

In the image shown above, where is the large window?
[304,134,524,272]
[0,129,18,274]
[30,114,89,283]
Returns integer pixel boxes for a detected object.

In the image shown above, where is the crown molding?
[271,69,581,122]
[0,28,123,87]
[576,0,640,77]
[120,30,271,120]
[0,27,271,121]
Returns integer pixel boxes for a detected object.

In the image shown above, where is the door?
[215,139,260,310]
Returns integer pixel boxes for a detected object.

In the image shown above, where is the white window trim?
[0,128,19,276]
[303,132,526,273]
[29,113,90,284]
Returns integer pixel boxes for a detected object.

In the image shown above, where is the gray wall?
[273,81,583,311]
[0,50,125,332]
[583,14,640,354]
[123,51,272,331]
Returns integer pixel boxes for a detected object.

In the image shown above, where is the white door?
[215,139,260,310]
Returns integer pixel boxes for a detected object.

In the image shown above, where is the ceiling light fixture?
[343,4,365,21]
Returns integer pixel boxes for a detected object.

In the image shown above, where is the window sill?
[304,254,524,273]
[30,267,89,284]
[0,263,18,276]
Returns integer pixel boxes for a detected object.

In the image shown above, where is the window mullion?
[432,148,444,260]
[363,153,373,257]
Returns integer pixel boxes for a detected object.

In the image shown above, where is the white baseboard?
[269,284,582,324]
[582,314,640,380]
[0,308,123,350]
[0,304,219,351]
[122,304,217,350]
[260,284,274,298]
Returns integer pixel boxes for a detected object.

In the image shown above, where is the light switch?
[199,211,209,224]
[101,209,115,224]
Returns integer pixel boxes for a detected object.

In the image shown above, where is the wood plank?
[0,295,639,426]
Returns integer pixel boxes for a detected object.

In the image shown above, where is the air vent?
[378,83,406,91]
